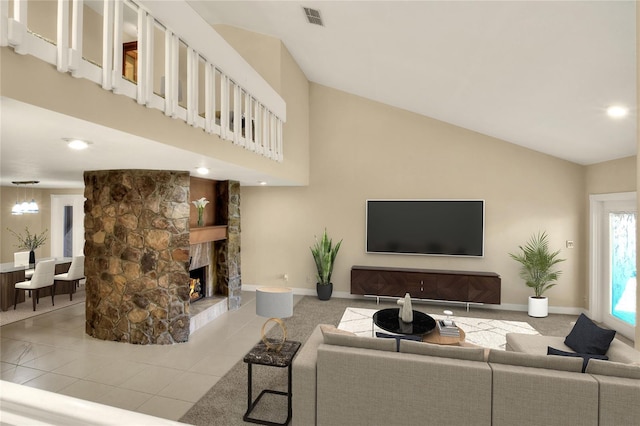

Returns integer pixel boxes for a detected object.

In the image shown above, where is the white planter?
[528,296,548,317]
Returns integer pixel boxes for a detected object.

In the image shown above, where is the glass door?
[51,195,85,258]
[602,200,636,338]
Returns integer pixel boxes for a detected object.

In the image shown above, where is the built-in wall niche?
[190,176,216,227]
[188,178,239,310]
[189,177,228,245]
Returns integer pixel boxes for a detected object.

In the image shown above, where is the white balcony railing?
[0,0,285,162]
[0,380,189,425]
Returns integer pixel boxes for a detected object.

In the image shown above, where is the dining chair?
[53,255,84,301]
[13,251,29,267]
[13,251,34,279]
[14,259,56,311]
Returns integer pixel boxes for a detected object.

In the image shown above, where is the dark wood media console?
[351,265,501,305]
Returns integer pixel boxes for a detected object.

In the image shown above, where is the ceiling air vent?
[303,7,324,26]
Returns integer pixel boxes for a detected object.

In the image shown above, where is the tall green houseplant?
[509,231,565,297]
[311,229,342,300]
[509,231,565,317]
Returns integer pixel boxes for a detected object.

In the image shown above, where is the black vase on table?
[29,250,35,267]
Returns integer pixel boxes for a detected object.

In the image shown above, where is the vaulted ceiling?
[190,0,636,165]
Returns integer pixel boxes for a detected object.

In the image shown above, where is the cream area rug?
[0,285,86,326]
[338,307,540,350]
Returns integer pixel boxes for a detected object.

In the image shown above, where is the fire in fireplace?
[189,278,203,302]
[189,266,207,302]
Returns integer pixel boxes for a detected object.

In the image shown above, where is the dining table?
[0,257,73,311]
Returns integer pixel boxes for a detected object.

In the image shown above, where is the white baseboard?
[241,285,586,315]
[483,303,585,316]
[243,284,357,299]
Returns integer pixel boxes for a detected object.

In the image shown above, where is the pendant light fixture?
[26,182,39,213]
[10,181,40,215]
[11,188,22,215]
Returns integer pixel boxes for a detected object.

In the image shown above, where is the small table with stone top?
[243,338,301,426]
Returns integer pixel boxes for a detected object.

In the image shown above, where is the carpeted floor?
[180,296,579,425]
[338,307,540,349]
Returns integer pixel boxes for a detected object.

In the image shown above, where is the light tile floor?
[0,291,303,422]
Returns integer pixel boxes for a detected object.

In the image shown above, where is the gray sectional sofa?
[506,332,640,364]
[506,332,640,426]
[292,325,640,426]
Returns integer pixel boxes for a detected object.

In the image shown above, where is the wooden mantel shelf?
[190,225,228,244]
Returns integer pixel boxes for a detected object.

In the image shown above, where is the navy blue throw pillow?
[564,313,616,356]
[376,332,422,351]
[547,346,608,373]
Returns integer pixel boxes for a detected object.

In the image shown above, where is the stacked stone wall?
[84,170,191,344]
[215,180,241,310]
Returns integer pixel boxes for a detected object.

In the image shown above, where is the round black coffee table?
[373,308,436,336]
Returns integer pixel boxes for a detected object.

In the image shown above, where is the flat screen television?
[366,199,484,257]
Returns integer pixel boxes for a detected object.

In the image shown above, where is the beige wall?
[1,186,84,263]
[214,25,284,94]
[585,156,636,195]
[241,83,587,309]
[214,25,310,186]
[26,1,57,44]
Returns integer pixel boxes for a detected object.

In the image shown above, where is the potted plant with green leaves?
[509,231,565,317]
[310,229,342,301]
[7,227,48,266]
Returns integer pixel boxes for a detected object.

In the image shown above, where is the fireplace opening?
[189,266,207,303]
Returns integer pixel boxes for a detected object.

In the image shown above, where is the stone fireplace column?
[215,180,241,310]
[84,170,191,344]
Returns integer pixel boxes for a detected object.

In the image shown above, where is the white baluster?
[186,47,197,125]
[246,95,255,151]
[163,30,178,117]
[276,117,283,162]
[102,0,114,89]
[254,103,263,155]
[136,9,149,105]
[233,83,241,145]
[9,0,28,54]
[111,0,123,93]
[68,0,83,75]
[57,0,70,73]
[0,0,8,47]
[204,63,214,133]
[220,74,229,140]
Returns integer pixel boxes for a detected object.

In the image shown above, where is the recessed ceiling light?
[65,138,92,150]
[196,167,209,175]
[607,105,629,118]
[258,181,267,186]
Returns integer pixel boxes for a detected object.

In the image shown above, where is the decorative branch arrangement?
[7,227,48,251]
